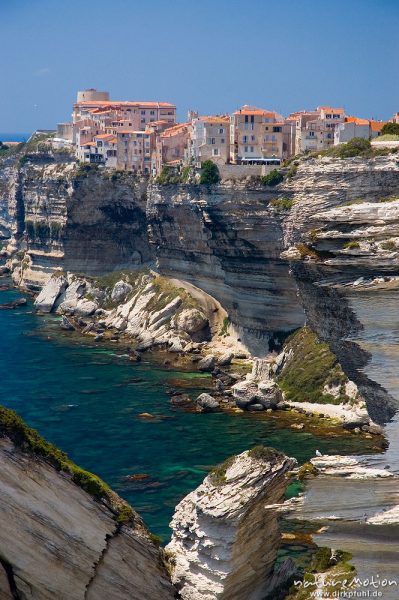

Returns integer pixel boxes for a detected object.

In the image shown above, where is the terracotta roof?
[199,115,230,123]
[345,116,370,126]
[94,133,114,139]
[160,123,189,138]
[318,106,345,113]
[370,121,386,132]
[234,106,276,117]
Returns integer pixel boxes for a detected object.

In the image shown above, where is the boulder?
[60,316,74,331]
[176,308,208,335]
[196,393,220,412]
[169,338,184,353]
[74,299,98,317]
[111,280,133,303]
[257,382,283,408]
[217,351,234,366]
[34,275,67,313]
[197,355,216,372]
[170,394,194,408]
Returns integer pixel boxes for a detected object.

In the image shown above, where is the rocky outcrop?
[167,447,296,600]
[0,407,175,600]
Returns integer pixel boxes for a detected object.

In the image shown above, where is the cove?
[0,286,376,540]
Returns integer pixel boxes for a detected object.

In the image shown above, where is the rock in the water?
[167,447,297,600]
[196,393,220,412]
[111,280,133,303]
[169,337,184,353]
[34,275,67,313]
[170,394,194,408]
[217,352,234,366]
[197,355,216,371]
[60,316,74,331]
[257,381,283,408]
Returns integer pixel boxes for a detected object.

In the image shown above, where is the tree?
[261,169,283,186]
[380,122,399,136]
[200,160,220,185]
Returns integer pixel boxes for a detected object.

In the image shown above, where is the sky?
[0,0,398,133]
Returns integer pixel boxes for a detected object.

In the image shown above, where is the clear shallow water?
[0,287,374,540]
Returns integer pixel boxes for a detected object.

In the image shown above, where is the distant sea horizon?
[0,133,31,143]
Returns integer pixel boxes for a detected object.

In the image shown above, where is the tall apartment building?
[294,106,345,153]
[189,115,230,166]
[230,106,285,164]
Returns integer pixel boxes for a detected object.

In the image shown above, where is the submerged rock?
[167,446,296,600]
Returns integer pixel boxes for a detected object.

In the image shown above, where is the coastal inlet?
[0,286,376,541]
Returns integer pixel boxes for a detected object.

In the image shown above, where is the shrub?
[157,165,181,185]
[380,122,399,136]
[261,169,283,186]
[270,197,294,211]
[296,243,320,260]
[381,240,396,251]
[200,160,220,185]
[344,240,360,249]
[219,316,230,336]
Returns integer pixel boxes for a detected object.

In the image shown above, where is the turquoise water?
[0,286,371,540]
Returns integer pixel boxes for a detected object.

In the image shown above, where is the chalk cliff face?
[167,447,296,600]
[3,152,399,416]
[0,412,175,600]
[8,160,153,289]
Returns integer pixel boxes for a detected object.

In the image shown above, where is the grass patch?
[248,445,285,463]
[297,462,318,481]
[277,327,350,404]
[209,455,236,486]
[343,240,360,249]
[219,316,230,336]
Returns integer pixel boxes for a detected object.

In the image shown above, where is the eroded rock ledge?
[166,447,297,600]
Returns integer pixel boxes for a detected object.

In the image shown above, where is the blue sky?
[1,0,398,132]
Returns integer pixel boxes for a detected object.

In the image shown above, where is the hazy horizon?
[1,0,398,132]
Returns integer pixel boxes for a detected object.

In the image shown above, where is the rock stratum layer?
[2,150,398,420]
[167,448,297,600]
[0,409,175,600]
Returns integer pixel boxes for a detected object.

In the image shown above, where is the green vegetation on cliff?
[0,405,134,524]
[277,327,351,404]
[261,169,284,186]
[200,160,220,185]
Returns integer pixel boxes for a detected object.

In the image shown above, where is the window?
[213,148,219,156]
[243,135,248,143]
[221,138,225,144]
[244,146,249,152]
[219,128,224,134]
[97,141,103,146]
[264,135,269,141]
[150,110,155,115]
[251,135,255,141]
[250,146,254,152]
[309,131,315,137]
[141,110,146,115]
[141,118,145,123]
[273,126,282,132]
[211,138,216,144]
